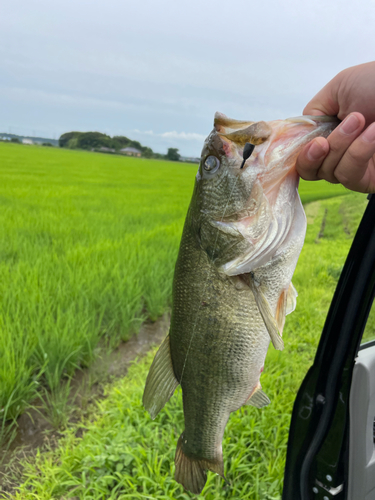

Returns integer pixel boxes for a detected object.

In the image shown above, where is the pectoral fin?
[246,385,270,408]
[143,335,179,419]
[286,282,298,315]
[275,282,298,334]
[249,279,284,351]
[275,289,287,334]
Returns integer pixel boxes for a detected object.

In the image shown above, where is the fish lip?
[285,115,340,125]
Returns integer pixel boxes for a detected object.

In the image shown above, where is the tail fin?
[174,434,224,494]
[143,335,179,419]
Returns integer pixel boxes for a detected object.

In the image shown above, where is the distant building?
[22,138,33,145]
[99,147,115,153]
[120,147,141,157]
[180,156,200,164]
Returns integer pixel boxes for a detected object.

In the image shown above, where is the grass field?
[0,142,351,431]
[5,191,371,499]
[0,143,191,430]
[0,142,370,498]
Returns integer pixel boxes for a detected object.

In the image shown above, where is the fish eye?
[203,155,220,173]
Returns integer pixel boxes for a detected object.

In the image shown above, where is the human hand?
[296,62,375,193]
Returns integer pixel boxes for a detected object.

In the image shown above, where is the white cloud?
[133,129,206,142]
[161,131,206,141]
[128,129,207,157]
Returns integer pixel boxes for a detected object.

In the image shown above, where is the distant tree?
[153,153,165,160]
[167,148,180,161]
[59,132,81,148]
[67,137,79,149]
[11,137,20,143]
[42,142,53,147]
[128,140,143,151]
[76,132,113,150]
[112,136,131,149]
[58,130,155,156]
[142,147,153,158]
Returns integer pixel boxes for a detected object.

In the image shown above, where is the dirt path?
[0,315,169,495]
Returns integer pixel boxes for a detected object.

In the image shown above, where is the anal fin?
[248,277,284,351]
[246,385,270,408]
[143,334,179,419]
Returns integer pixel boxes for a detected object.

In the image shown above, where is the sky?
[1,0,374,157]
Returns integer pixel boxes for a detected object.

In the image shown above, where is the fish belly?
[170,228,270,463]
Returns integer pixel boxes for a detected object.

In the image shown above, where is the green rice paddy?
[0,142,370,499]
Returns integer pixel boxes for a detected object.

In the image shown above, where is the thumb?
[303,78,340,117]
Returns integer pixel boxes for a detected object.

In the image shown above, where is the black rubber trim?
[283,193,375,500]
[358,339,375,351]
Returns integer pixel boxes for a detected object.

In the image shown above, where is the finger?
[333,122,375,193]
[296,137,330,181]
[316,113,366,184]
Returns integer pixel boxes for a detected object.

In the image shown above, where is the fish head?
[193,112,338,272]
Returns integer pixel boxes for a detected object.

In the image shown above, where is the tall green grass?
[0,144,190,425]
[0,142,351,427]
[9,192,371,499]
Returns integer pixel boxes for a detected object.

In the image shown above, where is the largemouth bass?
[143,112,338,494]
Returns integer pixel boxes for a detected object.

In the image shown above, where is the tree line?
[59,131,180,161]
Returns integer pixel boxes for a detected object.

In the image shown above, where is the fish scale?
[170,224,266,464]
[143,111,338,494]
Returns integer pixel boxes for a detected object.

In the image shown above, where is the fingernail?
[362,123,375,143]
[307,140,326,161]
[340,114,360,135]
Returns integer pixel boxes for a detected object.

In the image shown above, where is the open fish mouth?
[213,113,339,275]
[216,113,339,177]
